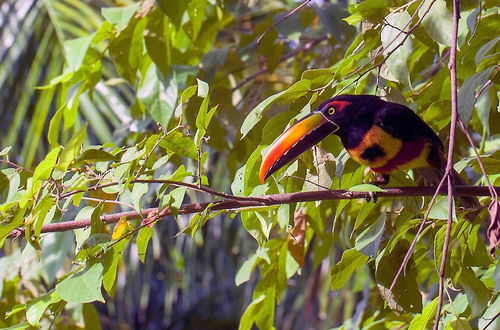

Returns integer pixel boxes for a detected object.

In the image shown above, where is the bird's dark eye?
[328,107,335,115]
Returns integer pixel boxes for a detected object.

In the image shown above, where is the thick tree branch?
[7,185,499,238]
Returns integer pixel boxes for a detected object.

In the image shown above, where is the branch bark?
[7,185,499,239]
[434,1,460,328]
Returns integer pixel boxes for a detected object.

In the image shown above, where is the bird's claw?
[365,191,378,203]
[372,173,390,186]
[343,191,353,198]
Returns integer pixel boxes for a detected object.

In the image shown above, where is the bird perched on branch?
[259,94,478,216]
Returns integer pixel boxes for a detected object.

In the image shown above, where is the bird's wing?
[374,103,444,150]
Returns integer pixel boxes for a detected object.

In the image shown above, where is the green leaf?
[348,184,385,192]
[475,36,500,66]
[26,290,62,326]
[138,64,178,127]
[196,78,209,98]
[57,125,87,172]
[239,295,266,330]
[240,91,285,139]
[33,147,61,181]
[76,149,117,165]
[343,0,388,25]
[109,19,141,83]
[131,182,148,210]
[0,322,31,330]
[145,9,171,76]
[355,213,386,258]
[159,130,197,159]
[409,297,438,330]
[375,241,422,313]
[102,3,140,30]
[102,239,129,293]
[458,66,495,126]
[0,146,11,156]
[205,104,219,129]
[48,107,64,147]
[279,79,312,102]
[195,97,209,130]
[231,164,246,197]
[63,35,93,72]
[478,295,500,329]
[6,303,26,319]
[458,267,490,317]
[121,146,145,163]
[330,248,369,290]
[187,0,206,39]
[380,11,413,87]
[257,28,284,73]
[236,254,259,286]
[82,304,102,330]
[137,226,153,263]
[446,318,473,330]
[55,263,105,303]
[418,0,453,46]
[428,196,456,220]
[157,0,188,28]
[175,85,197,116]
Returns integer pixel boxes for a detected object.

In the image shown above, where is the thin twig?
[434,1,460,327]
[389,173,448,293]
[58,178,270,203]
[232,35,327,91]
[256,0,312,44]
[316,0,437,96]
[483,312,500,330]
[0,159,34,173]
[458,117,497,199]
[79,196,135,210]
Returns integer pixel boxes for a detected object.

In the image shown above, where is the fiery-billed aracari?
[259,94,478,213]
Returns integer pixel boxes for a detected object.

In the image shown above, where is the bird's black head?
[316,94,383,129]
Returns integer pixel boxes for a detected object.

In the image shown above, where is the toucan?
[259,94,478,214]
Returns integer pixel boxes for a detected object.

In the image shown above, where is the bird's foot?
[365,191,378,203]
[371,173,390,186]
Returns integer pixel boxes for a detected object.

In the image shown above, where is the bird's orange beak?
[259,112,338,183]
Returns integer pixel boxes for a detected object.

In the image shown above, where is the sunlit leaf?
[330,248,369,290]
[418,0,453,46]
[348,184,384,192]
[408,297,438,330]
[102,3,140,30]
[55,263,105,303]
[458,267,490,317]
[64,35,93,72]
[380,11,413,87]
[26,291,62,326]
[111,217,131,240]
[138,64,178,127]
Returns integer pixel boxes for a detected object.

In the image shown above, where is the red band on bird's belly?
[372,140,425,173]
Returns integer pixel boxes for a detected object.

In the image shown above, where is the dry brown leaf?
[288,211,307,267]
[487,200,500,255]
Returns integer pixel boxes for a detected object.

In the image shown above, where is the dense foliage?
[0,0,499,328]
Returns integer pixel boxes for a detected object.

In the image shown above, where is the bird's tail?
[418,166,480,221]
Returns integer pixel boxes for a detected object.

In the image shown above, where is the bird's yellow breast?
[347,125,402,168]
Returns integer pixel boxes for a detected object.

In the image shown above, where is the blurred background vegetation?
[0,0,498,329]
